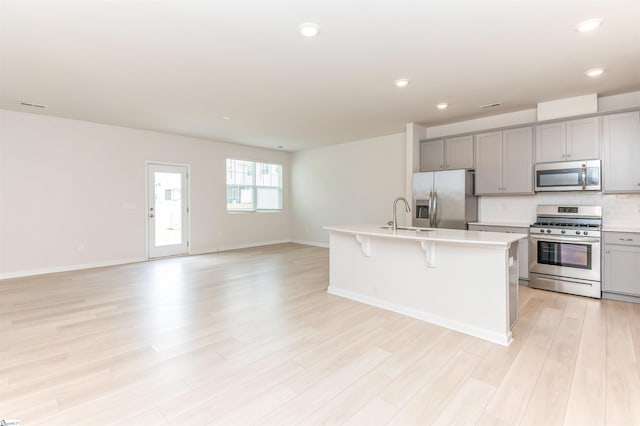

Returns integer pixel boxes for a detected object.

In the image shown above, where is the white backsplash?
[479,193,640,226]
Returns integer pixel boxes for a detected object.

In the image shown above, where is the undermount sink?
[379,225,434,232]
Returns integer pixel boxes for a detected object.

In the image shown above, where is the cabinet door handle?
[636,183,640,187]
[620,238,634,242]
[605,249,610,254]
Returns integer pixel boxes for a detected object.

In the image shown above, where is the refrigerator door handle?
[432,191,438,228]
[428,190,434,227]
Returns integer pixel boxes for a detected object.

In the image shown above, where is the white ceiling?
[1,1,639,151]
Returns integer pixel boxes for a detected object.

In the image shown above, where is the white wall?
[425,109,537,139]
[3,90,639,278]
[0,109,292,278]
[291,133,406,246]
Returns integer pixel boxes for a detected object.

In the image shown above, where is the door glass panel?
[154,172,182,247]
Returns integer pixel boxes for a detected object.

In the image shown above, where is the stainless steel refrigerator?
[412,170,478,229]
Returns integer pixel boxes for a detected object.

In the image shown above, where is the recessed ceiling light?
[436,103,448,110]
[300,23,319,38]
[576,18,602,32]
[585,68,604,77]
[221,116,231,120]
[394,79,409,88]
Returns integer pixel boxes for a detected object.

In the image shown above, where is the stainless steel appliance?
[529,205,602,298]
[412,170,477,229]
[534,160,601,192]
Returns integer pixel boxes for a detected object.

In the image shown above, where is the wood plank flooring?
[1,243,640,425]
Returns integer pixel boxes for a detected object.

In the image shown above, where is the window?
[226,159,282,211]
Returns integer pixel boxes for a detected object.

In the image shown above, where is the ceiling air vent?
[480,102,501,109]
[17,101,47,109]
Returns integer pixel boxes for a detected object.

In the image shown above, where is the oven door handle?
[529,234,600,244]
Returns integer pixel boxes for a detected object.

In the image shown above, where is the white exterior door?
[147,163,189,258]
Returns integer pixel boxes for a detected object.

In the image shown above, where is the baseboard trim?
[1,239,327,280]
[190,239,293,255]
[291,239,329,248]
[602,291,640,304]
[327,285,512,347]
[0,257,147,280]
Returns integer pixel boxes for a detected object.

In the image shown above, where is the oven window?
[537,169,581,187]
[537,241,592,269]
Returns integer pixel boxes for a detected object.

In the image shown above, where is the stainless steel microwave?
[534,160,601,192]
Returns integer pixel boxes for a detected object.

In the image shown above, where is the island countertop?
[325,223,521,346]
[324,224,526,246]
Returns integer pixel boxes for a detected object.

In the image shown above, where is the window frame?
[226,158,283,212]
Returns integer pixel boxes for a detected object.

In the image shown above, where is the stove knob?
[576,231,581,235]
[540,229,545,233]
[561,230,566,234]
[584,231,588,235]
[546,229,552,233]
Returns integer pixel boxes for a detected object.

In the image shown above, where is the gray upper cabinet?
[445,135,474,170]
[475,126,533,195]
[420,135,473,171]
[535,117,600,163]
[503,127,534,194]
[602,111,640,193]
[475,131,502,194]
[420,139,445,171]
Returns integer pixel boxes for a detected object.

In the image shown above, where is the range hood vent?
[17,101,48,109]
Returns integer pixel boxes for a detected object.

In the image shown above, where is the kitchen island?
[325,224,525,346]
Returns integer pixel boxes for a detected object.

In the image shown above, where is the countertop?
[468,221,532,228]
[324,224,525,246]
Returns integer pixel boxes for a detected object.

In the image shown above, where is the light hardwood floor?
[1,243,640,425]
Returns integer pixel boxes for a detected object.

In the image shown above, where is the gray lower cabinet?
[468,224,529,280]
[603,231,640,299]
[475,126,533,195]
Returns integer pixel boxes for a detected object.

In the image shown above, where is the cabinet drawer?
[604,232,640,246]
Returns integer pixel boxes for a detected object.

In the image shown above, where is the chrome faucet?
[392,197,411,231]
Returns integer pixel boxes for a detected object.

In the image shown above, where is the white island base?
[326,225,522,346]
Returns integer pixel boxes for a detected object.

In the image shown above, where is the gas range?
[529,205,602,237]
[530,221,601,237]
[529,205,602,298]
